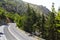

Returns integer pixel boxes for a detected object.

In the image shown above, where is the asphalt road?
[2,23,45,40]
[8,23,45,40]
[9,23,35,40]
[0,25,7,40]
[4,25,17,40]
[3,24,35,40]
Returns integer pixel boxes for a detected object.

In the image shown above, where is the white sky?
[22,0,60,11]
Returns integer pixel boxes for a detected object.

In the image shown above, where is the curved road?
[3,24,35,40]
[8,23,36,40]
[1,23,45,40]
[4,25,17,40]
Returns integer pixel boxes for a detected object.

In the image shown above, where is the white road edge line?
[8,25,20,40]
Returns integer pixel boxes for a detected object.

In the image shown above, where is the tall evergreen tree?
[55,7,60,40]
[48,3,57,40]
[41,13,46,39]
[24,3,37,33]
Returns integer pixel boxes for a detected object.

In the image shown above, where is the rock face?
[26,3,50,15]
[0,0,50,15]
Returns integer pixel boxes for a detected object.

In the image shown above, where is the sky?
[22,0,60,11]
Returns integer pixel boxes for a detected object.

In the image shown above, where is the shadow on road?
[0,32,3,35]
[0,32,4,37]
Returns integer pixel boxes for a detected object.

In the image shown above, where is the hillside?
[0,0,60,40]
[0,0,50,15]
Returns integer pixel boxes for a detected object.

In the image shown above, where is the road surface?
[8,23,45,40]
[0,25,7,40]
[0,23,45,40]
[4,25,17,40]
[8,23,37,40]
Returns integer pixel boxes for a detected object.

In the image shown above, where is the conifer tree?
[48,3,57,40]
[41,13,46,39]
[55,7,60,40]
[24,3,37,33]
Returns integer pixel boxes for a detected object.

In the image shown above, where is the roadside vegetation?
[0,3,60,40]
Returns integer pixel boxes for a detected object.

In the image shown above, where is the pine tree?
[48,3,57,40]
[55,7,60,40]
[32,12,42,36]
[41,13,46,39]
[24,3,37,33]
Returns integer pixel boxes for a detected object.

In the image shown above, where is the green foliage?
[55,8,60,40]
[55,8,60,32]
[47,3,58,40]
[23,4,37,33]
[0,2,60,40]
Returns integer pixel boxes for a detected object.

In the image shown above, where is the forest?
[0,2,60,40]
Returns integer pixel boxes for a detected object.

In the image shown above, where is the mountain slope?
[0,0,50,15]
